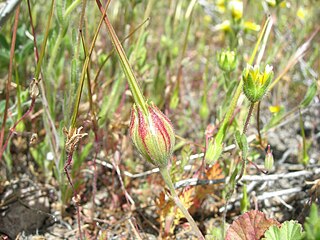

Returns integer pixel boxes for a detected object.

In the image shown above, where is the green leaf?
[56,0,65,25]
[205,138,223,165]
[235,130,243,149]
[300,81,317,108]
[240,133,248,160]
[240,184,249,213]
[304,203,320,240]
[263,220,305,240]
[180,145,192,171]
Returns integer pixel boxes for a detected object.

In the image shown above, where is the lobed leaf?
[263,220,305,240]
[226,210,280,240]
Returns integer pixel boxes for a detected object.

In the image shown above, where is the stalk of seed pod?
[96,3,204,239]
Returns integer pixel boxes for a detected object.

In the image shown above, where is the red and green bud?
[129,102,175,168]
[242,64,273,103]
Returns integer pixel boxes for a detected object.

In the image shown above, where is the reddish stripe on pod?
[153,104,174,130]
[149,105,172,152]
[137,107,147,139]
[137,106,153,158]
[129,107,136,137]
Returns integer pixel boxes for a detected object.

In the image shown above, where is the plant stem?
[159,167,204,240]
[64,0,82,18]
[256,102,262,144]
[243,103,255,135]
[248,16,270,65]
[70,1,108,128]
[237,102,255,181]
[34,0,55,80]
[96,0,148,116]
[27,0,61,175]
[48,28,64,74]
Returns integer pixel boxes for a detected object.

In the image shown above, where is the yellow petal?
[244,21,261,32]
[269,105,281,113]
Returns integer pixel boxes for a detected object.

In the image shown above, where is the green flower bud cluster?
[217,50,238,72]
[129,102,175,168]
[242,64,273,103]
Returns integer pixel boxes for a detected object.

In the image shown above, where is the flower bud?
[264,145,274,171]
[217,50,237,72]
[129,102,175,167]
[242,64,273,103]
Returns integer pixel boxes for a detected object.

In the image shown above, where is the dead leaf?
[156,187,195,235]
[206,162,224,180]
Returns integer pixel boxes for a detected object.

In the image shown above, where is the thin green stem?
[96,0,148,116]
[48,0,82,73]
[248,16,270,65]
[219,80,243,137]
[171,0,196,108]
[48,28,63,73]
[70,1,108,128]
[34,0,55,80]
[257,101,263,147]
[64,0,82,18]
[237,102,255,181]
[159,167,205,240]
[93,17,150,89]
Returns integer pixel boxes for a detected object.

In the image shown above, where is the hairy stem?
[256,101,263,147]
[243,103,255,135]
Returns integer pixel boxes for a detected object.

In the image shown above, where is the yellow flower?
[297,7,306,22]
[203,15,212,25]
[269,105,281,113]
[229,0,243,20]
[212,20,231,32]
[215,0,226,13]
[244,21,261,32]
